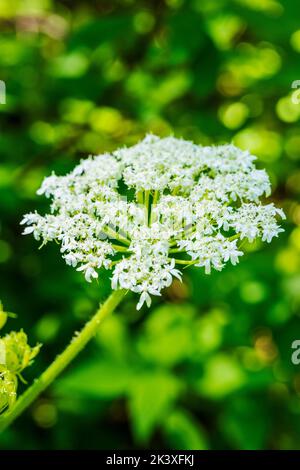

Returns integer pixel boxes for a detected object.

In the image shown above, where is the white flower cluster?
[21,135,285,309]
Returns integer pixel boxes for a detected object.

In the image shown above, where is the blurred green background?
[0,0,300,450]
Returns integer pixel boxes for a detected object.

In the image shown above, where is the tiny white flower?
[22,226,35,235]
[64,253,78,267]
[77,265,98,283]
[136,291,152,310]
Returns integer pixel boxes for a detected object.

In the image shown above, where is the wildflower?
[0,366,17,414]
[0,311,41,414]
[1,331,41,375]
[22,135,285,309]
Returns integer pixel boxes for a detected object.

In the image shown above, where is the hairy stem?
[0,289,127,433]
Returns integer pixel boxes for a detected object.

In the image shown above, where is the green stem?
[144,190,150,211]
[103,227,131,246]
[169,247,184,253]
[111,244,130,252]
[144,190,150,225]
[227,233,240,242]
[152,190,159,206]
[0,289,127,433]
[170,258,197,266]
[136,191,144,205]
[149,190,159,226]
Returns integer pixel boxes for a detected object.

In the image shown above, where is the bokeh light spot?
[219,102,249,129]
[134,11,155,34]
[33,401,57,429]
[240,281,267,303]
[276,96,300,123]
[290,30,300,53]
[0,240,12,263]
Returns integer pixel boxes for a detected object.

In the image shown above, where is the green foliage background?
[0,0,300,450]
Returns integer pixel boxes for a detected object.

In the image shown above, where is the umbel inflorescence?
[0,303,40,414]
[22,135,285,309]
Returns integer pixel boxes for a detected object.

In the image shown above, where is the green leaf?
[163,409,209,450]
[55,358,132,399]
[220,397,269,450]
[196,354,246,399]
[69,17,134,50]
[128,371,182,443]
[138,304,195,367]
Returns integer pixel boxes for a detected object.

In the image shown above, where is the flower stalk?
[0,289,126,433]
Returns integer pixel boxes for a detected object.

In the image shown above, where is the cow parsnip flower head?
[22,135,285,310]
